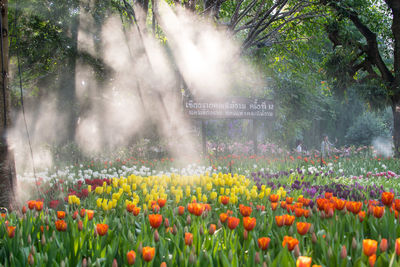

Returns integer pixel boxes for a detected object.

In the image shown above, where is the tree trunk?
[0,0,16,209]
[393,102,400,158]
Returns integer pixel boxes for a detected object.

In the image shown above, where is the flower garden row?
[3,167,400,266]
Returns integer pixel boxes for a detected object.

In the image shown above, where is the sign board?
[184,97,274,119]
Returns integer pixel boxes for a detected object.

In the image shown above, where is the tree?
[322,0,400,157]
[0,0,16,208]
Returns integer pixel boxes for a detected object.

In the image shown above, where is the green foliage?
[345,111,391,146]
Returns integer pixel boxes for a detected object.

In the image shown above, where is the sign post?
[184,97,274,156]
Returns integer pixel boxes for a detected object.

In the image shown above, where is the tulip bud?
[255,252,260,264]
[87,257,92,266]
[340,245,347,259]
[294,245,300,258]
[217,220,222,229]
[28,253,34,265]
[82,258,87,267]
[43,253,48,263]
[263,262,268,267]
[309,224,314,234]
[138,242,143,255]
[228,250,233,262]
[128,230,134,243]
[380,238,388,252]
[41,234,46,246]
[45,216,49,225]
[60,260,65,267]
[311,232,317,244]
[209,224,216,235]
[172,224,177,235]
[327,247,333,259]
[326,232,331,242]
[94,228,98,238]
[160,262,167,267]
[334,232,338,242]
[189,252,196,264]
[352,237,357,250]
[199,226,203,236]
[288,226,293,236]
[187,215,191,225]
[164,218,170,228]
[320,211,325,219]
[28,234,32,244]
[30,245,35,255]
[184,226,188,233]
[154,229,160,243]
[112,259,118,267]
[96,259,101,267]
[202,210,208,219]
[243,229,248,240]
[9,252,13,263]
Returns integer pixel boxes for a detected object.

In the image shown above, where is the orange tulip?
[286,197,294,204]
[349,201,363,214]
[227,217,240,230]
[221,196,229,205]
[126,250,136,265]
[295,208,304,217]
[185,232,193,246]
[152,204,160,213]
[359,211,366,222]
[316,198,327,211]
[394,199,400,212]
[133,207,141,216]
[270,194,279,202]
[96,223,109,236]
[243,217,256,231]
[296,256,312,267]
[78,220,83,231]
[363,239,378,257]
[86,210,94,220]
[368,254,376,267]
[157,199,167,208]
[192,203,204,216]
[280,201,287,209]
[126,203,135,212]
[257,237,271,251]
[239,204,252,217]
[142,247,155,262]
[382,192,394,206]
[325,192,333,199]
[303,209,310,218]
[57,211,66,219]
[178,206,185,215]
[80,209,86,218]
[282,236,299,251]
[284,214,295,226]
[35,201,43,211]
[395,238,400,256]
[209,224,216,235]
[7,226,16,238]
[55,220,67,232]
[296,222,311,235]
[149,214,163,229]
[22,206,27,214]
[380,238,388,252]
[271,202,278,211]
[28,200,36,210]
[220,213,229,223]
[275,215,285,227]
[335,199,346,210]
[373,206,384,218]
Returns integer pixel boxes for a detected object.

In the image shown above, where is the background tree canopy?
[6,0,399,159]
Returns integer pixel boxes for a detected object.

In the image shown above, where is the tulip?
[381,192,394,206]
[149,214,163,229]
[209,224,216,235]
[286,197,294,204]
[185,232,193,246]
[340,245,347,259]
[133,207,141,216]
[372,205,384,218]
[239,204,252,217]
[154,230,160,243]
[142,247,155,262]
[186,215,191,225]
[57,211,66,219]
[284,215,295,226]
[35,201,43,211]
[258,237,271,251]
[296,256,311,267]
[227,217,240,230]
[363,239,377,257]
[72,211,78,220]
[86,210,94,220]
[282,236,299,251]
[126,250,136,265]
[157,199,167,208]
[164,218,170,228]
[96,224,109,236]
[296,222,311,235]
[178,206,185,215]
[271,202,278,211]
[22,206,27,214]
[275,215,285,227]
[395,238,400,256]
[7,226,16,238]
[55,220,67,232]
[358,211,366,222]
[28,253,34,265]
[368,254,376,267]
[295,208,304,217]
[255,252,260,264]
[160,262,167,267]
[243,217,256,231]
[380,238,388,252]
[192,203,204,216]
[394,199,400,212]
[28,200,36,210]
[80,209,86,218]
[270,194,279,202]
[220,213,229,223]
[112,259,118,267]
[78,220,83,231]
[221,196,229,205]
